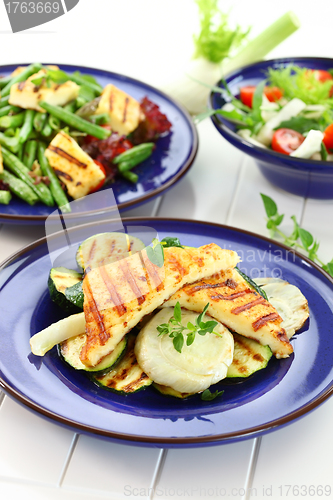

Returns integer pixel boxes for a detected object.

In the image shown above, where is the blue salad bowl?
[209,57,333,199]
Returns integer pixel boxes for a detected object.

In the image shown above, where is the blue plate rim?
[209,56,333,172]
[1,216,333,446]
[0,63,198,223]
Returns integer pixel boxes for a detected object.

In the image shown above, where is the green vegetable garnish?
[146,238,164,268]
[261,193,333,277]
[156,302,222,353]
[193,0,249,64]
[201,388,224,401]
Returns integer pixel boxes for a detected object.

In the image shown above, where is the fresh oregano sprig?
[201,388,224,401]
[156,302,222,353]
[261,193,333,277]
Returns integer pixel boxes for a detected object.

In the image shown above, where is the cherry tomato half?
[240,86,283,108]
[323,124,333,152]
[311,70,333,83]
[84,125,112,145]
[271,128,305,155]
[89,160,106,193]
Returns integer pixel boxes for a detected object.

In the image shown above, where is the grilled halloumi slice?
[9,69,79,112]
[45,131,106,199]
[81,244,240,367]
[95,84,144,135]
[163,268,293,359]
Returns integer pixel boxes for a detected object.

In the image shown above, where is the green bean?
[0,95,10,108]
[38,142,71,212]
[63,101,77,113]
[89,113,110,126]
[0,132,20,153]
[0,169,38,205]
[121,171,138,183]
[75,96,88,109]
[41,119,53,138]
[18,110,36,144]
[117,150,152,173]
[0,189,12,204]
[48,114,61,130]
[68,73,103,95]
[23,140,38,169]
[1,146,54,206]
[0,105,21,118]
[18,143,24,161]
[4,128,16,137]
[34,112,48,132]
[0,75,12,89]
[113,143,154,164]
[0,113,25,129]
[1,63,42,97]
[39,101,111,140]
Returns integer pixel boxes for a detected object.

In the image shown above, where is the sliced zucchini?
[59,333,127,372]
[92,334,152,394]
[227,333,273,378]
[48,267,83,313]
[76,232,145,271]
[153,383,194,399]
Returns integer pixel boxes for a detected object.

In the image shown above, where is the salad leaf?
[276,116,323,134]
[193,0,249,64]
[201,388,224,401]
[267,65,333,107]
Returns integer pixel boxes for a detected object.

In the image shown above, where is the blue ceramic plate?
[0,64,197,224]
[1,218,333,448]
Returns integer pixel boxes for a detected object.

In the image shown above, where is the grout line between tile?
[299,197,308,227]
[0,391,5,405]
[57,433,79,487]
[242,437,262,500]
[152,195,164,218]
[224,157,247,226]
[150,448,168,500]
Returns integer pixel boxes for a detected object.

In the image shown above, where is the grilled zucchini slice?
[76,232,145,271]
[59,333,127,373]
[48,267,83,313]
[92,334,152,394]
[227,333,273,378]
[153,383,194,399]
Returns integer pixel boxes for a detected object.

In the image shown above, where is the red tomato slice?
[89,160,106,193]
[323,124,333,152]
[271,128,305,155]
[240,86,283,108]
[311,70,333,83]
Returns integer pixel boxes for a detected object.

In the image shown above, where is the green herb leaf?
[146,239,164,268]
[260,193,277,218]
[251,79,266,122]
[276,116,322,134]
[236,267,268,301]
[299,228,314,250]
[173,333,184,353]
[321,141,328,161]
[173,302,182,323]
[201,388,224,401]
[160,237,184,248]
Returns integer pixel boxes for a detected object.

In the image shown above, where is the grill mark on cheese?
[186,278,239,295]
[18,81,26,91]
[123,97,129,123]
[119,260,146,306]
[231,296,266,315]
[99,266,127,316]
[53,169,73,182]
[209,290,254,301]
[141,252,164,292]
[81,279,109,351]
[48,145,88,168]
[252,312,281,331]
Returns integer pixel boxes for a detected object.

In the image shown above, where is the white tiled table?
[1,1,333,498]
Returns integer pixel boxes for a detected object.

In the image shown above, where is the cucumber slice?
[76,232,145,271]
[92,334,152,394]
[59,334,127,373]
[153,383,194,399]
[48,267,83,313]
[227,333,273,378]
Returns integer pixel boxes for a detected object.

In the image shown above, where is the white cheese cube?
[45,131,106,199]
[95,84,143,135]
[9,69,79,112]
